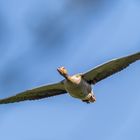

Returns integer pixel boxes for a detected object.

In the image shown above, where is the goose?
[0,52,140,104]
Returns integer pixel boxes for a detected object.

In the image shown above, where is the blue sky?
[0,0,140,140]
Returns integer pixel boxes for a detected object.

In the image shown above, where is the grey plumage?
[0,52,139,104]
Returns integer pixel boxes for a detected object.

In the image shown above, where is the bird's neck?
[61,73,72,82]
[62,74,69,80]
[65,75,74,83]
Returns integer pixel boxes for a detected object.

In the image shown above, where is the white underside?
[63,75,93,100]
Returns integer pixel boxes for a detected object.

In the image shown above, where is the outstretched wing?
[0,81,67,104]
[83,52,140,84]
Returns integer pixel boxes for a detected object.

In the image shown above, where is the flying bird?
[0,52,140,104]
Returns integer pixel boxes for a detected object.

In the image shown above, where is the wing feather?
[83,52,140,84]
[0,81,66,104]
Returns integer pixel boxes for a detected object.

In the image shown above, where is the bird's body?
[0,52,140,104]
[63,74,95,103]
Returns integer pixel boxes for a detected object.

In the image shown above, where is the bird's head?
[57,66,68,78]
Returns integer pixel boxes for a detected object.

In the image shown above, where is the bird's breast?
[64,76,92,99]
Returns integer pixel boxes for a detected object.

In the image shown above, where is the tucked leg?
[82,94,96,103]
[82,100,90,104]
[89,95,96,102]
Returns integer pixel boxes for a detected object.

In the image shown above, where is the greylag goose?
[0,52,140,104]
